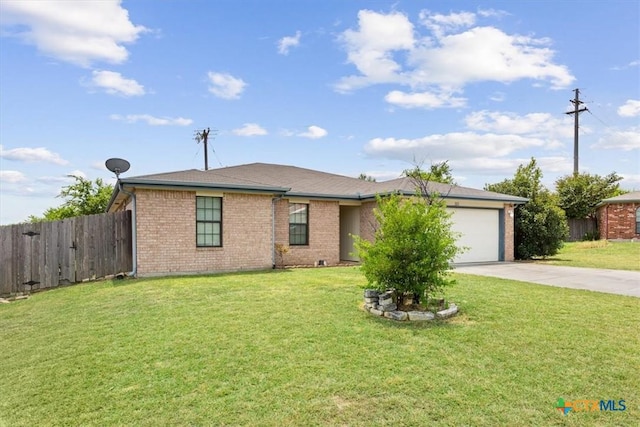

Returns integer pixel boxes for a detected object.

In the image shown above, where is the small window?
[289,203,308,245]
[636,207,640,234]
[196,196,222,247]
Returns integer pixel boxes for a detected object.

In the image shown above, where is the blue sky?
[1,0,638,225]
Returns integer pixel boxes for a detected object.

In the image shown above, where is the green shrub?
[354,193,462,305]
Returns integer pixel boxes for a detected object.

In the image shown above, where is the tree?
[403,161,456,185]
[29,175,114,222]
[555,172,624,219]
[485,158,568,259]
[354,186,461,306]
[357,173,376,182]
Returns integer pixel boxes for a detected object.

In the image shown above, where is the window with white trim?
[289,203,308,245]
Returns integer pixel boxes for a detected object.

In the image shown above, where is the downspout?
[271,195,284,268]
[118,181,137,277]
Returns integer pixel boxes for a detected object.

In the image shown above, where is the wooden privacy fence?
[0,211,132,296]
[567,218,598,241]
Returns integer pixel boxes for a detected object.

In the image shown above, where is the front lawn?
[1,268,638,426]
[536,240,640,271]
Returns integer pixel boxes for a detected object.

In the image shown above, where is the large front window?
[636,207,640,234]
[196,196,222,247]
[289,203,308,245]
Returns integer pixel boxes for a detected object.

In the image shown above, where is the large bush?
[485,158,568,259]
[354,193,461,305]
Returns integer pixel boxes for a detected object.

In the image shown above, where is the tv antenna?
[105,158,131,178]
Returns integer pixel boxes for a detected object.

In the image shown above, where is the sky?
[0,0,638,225]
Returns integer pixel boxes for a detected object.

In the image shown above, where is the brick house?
[597,191,640,240]
[106,163,527,277]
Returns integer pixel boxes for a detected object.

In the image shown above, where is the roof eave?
[119,178,290,194]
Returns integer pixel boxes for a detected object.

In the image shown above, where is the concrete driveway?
[454,263,640,297]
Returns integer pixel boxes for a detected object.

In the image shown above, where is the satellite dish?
[105,158,130,178]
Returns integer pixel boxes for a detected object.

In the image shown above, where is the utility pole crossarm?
[195,128,211,170]
[565,88,588,175]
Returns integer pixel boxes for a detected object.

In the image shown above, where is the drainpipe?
[271,195,283,268]
[118,181,137,277]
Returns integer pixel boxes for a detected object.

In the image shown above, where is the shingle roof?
[598,191,640,205]
[112,162,528,206]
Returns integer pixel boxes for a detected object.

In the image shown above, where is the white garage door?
[449,208,500,263]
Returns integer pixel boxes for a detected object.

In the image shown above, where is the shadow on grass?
[122,267,293,284]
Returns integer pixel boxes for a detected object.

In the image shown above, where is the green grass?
[1,268,638,426]
[536,240,640,271]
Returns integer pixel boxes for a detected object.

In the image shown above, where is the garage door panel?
[449,208,499,263]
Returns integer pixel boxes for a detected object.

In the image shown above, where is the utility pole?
[195,128,210,170]
[565,88,588,175]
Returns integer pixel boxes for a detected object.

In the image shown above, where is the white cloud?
[617,99,640,117]
[407,26,573,89]
[489,92,506,102]
[610,59,640,71]
[110,114,192,126]
[232,123,268,136]
[385,89,466,109]
[335,9,574,97]
[277,31,301,55]
[419,10,476,37]
[0,0,147,67]
[335,10,415,92]
[0,145,68,165]
[207,72,246,99]
[464,110,575,139]
[298,125,328,139]
[592,127,640,151]
[365,132,546,163]
[90,70,145,96]
[0,170,27,183]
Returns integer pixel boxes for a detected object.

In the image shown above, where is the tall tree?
[555,172,624,219]
[404,161,456,185]
[485,158,568,259]
[29,175,114,222]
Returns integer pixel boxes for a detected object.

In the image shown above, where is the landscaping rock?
[379,291,394,300]
[369,308,384,316]
[407,311,435,321]
[364,297,379,304]
[384,310,408,321]
[364,289,379,298]
[379,303,397,312]
[0,298,9,304]
[436,303,458,319]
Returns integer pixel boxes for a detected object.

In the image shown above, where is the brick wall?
[598,203,640,240]
[274,199,340,266]
[503,204,515,261]
[135,189,273,275]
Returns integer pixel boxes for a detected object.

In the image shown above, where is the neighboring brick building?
[597,191,640,240]
[107,163,527,276]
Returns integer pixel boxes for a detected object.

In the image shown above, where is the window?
[289,203,308,245]
[196,196,222,247]
[636,207,640,234]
